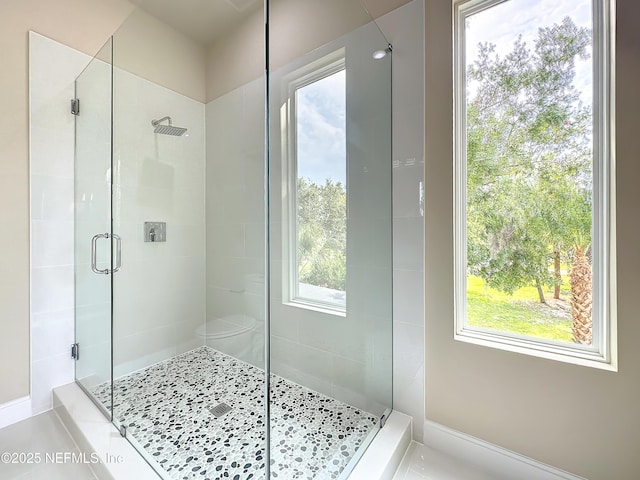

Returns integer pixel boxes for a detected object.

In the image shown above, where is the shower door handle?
[91,233,111,275]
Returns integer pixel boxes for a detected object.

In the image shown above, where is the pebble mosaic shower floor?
[92,347,378,480]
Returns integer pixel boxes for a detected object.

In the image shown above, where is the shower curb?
[349,411,412,480]
[53,383,160,480]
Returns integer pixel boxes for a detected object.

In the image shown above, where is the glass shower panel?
[74,37,114,416]
[204,68,268,479]
[110,10,208,385]
[107,10,210,473]
[106,4,267,478]
[268,0,393,477]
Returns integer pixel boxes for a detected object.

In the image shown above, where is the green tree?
[466,17,593,339]
[297,177,347,290]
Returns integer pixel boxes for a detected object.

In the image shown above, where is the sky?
[296,69,346,186]
[465,0,593,103]
[295,0,594,187]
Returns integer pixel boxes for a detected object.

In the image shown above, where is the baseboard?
[423,420,586,480]
[0,396,32,429]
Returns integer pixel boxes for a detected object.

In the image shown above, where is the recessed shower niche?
[72,0,392,478]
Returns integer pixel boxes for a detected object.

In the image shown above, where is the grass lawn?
[467,275,573,342]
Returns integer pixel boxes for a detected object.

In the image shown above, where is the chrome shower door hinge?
[70,343,79,360]
[71,98,80,116]
[119,425,127,438]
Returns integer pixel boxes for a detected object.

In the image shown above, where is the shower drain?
[209,403,232,418]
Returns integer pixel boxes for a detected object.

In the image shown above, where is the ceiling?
[127,0,413,47]
[361,0,412,19]
[127,0,262,46]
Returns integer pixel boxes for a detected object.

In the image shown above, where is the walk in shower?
[73,1,392,478]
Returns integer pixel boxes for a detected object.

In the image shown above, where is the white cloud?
[296,69,346,185]
[466,0,591,55]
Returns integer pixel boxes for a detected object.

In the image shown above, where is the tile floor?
[0,410,97,480]
[393,441,495,480]
[91,347,378,480]
[0,412,496,480]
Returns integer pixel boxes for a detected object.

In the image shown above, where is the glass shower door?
[74,38,114,416]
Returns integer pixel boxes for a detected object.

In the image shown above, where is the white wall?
[112,69,206,377]
[114,9,207,103]
[206,8,265,103]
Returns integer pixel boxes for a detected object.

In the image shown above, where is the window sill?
[283,300,346,318]
[454,329,618,372]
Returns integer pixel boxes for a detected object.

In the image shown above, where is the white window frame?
[453,0,616,369]
[281,49,347,316]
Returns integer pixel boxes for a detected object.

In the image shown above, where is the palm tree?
[569,244,592,344]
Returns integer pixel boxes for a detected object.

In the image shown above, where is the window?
[454,0,614,367]
[282,52,347,313]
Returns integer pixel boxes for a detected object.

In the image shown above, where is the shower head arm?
[151,116,172,127]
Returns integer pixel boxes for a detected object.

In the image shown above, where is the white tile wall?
[205,77,266,369]
[112,68,206,377]
[29,32,91,414]
[377,0,426,441]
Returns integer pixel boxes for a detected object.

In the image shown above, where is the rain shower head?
[151,116,187,136]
